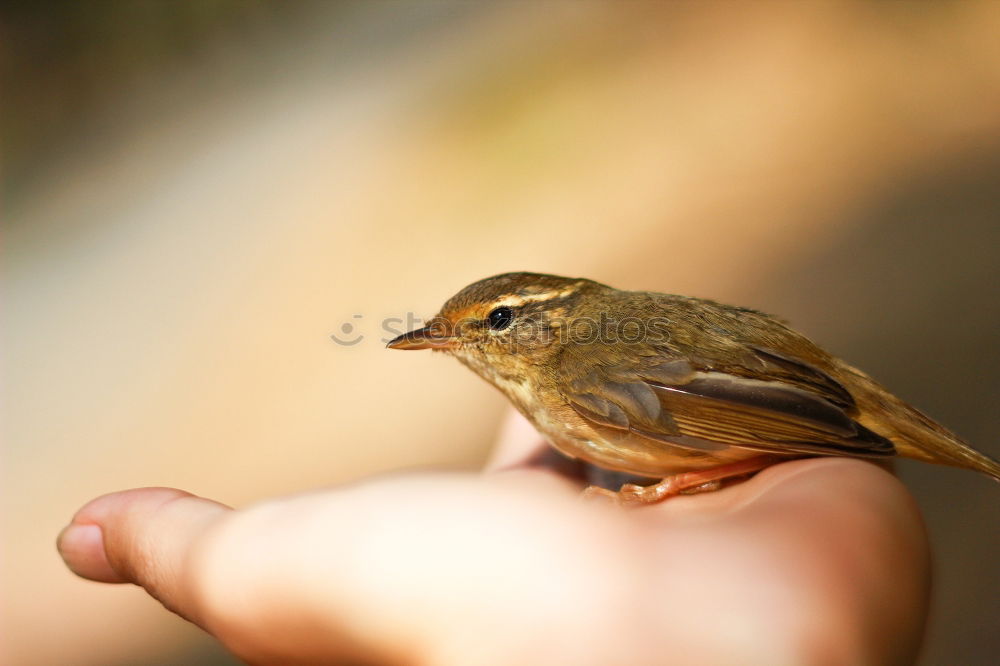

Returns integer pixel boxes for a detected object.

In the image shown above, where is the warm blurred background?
[3,2,999,664]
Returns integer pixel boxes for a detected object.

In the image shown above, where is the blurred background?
[3,2,999,664]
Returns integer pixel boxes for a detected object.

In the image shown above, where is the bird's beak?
[386,325,458,350]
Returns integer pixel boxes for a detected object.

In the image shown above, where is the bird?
[387,272,1000,504]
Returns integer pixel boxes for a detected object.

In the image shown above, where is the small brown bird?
[388,272,1000,504]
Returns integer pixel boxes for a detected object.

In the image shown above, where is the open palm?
[58,411,929,665]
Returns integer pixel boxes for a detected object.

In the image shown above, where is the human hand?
[57,411,930,665]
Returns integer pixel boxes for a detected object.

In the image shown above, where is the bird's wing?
[557,347,895,458]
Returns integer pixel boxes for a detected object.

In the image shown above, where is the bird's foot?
[583,455,782,506]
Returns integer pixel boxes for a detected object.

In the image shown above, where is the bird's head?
[387,272,604,381]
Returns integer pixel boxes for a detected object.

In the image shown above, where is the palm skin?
[58,411,929,666]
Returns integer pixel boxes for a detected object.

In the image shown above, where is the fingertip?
[58,488,231,594]
[484,409,549,471]
[58,488,203,581]
[57,522,127,583]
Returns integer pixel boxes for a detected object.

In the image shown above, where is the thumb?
[57,487,231,621]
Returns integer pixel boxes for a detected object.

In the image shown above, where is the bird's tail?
[875,396,999,482]
[843,363,999,481]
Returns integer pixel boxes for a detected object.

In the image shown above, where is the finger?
[743,459,929,665]
[483,408,586,482]
[483,409,546,471]
[639,458,930,664]
[482,410,653,491]
[57,487,231,621]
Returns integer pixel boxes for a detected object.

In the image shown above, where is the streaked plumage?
[389,272,1000,495]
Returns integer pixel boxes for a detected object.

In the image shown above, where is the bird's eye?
[486,306,514,331]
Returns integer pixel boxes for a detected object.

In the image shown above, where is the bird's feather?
[559,348,896,458]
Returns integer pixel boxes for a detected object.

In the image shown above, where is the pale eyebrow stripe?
[490,285,581,308]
